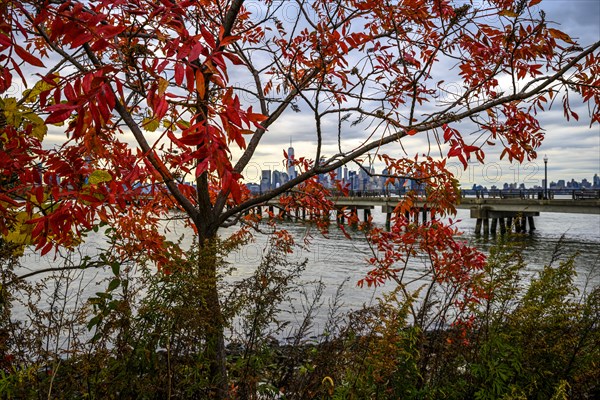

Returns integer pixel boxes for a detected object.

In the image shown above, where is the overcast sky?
[22,0,600,187]
[245,0,600,188]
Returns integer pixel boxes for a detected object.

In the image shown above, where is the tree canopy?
[1,0,598,252]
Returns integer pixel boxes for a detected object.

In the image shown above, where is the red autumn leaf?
[46,109,74,124]
[13,44,45,67]
[174,63,184,86]
[96,24,127,39]
[0,32,11,48]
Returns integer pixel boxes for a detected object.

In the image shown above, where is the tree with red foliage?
[1,0,598,397]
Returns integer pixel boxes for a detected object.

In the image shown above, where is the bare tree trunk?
[198,234,228,399]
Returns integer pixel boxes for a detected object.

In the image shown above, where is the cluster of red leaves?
[0,0,268,257]
[355,153,487,318]
[379,154,461,215]
[361,218,486,286]
[572,52,600,125]
[443,124,484,169]
[483,103,544,163]
[0,124,42,234]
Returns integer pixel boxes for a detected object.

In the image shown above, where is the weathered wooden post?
[491,218,498,235]
[527,216,536,232]
[482,218,490,235]
[475,218,483,235]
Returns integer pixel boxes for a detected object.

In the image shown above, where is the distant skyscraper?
[593,174,600,188]
[358,164,369,190]
[335,166,343,182]
[260,170,271,192]
[317,156,328,185]
[348,171,358,190]
[272,170,282,188]
[287,139,296,180]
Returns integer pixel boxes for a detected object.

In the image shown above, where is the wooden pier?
[262,189,600,234]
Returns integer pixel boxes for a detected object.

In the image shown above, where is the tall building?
[593,174,600,188]
[381,168,389,191]
[272,170,282,188]
[348,171,358,190]
[260,170,271,192]
[317,156,328,186]
[358,164,370,190]
[335,166,343,182]
[287,139,296,180]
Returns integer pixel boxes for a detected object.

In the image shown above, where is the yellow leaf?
[177,120,190,128]
[22,78,58,103]
[3,211,39,254]
[142,117,160,132]
[0,97,47,140]
[88,170,112,185]
[1,97,16,112]
[499,9,519,17]
[31,123,48,141]
[158,77,169,96]
[1,98,19,126]
[23,110,47,140]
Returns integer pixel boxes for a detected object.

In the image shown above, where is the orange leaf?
[499,9,519,17]
[249,112,268,122]
[195,70,205,98]
[548,28,575,44]
[220,35,241,47]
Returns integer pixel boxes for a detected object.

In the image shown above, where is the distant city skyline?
[248,142,600,194]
